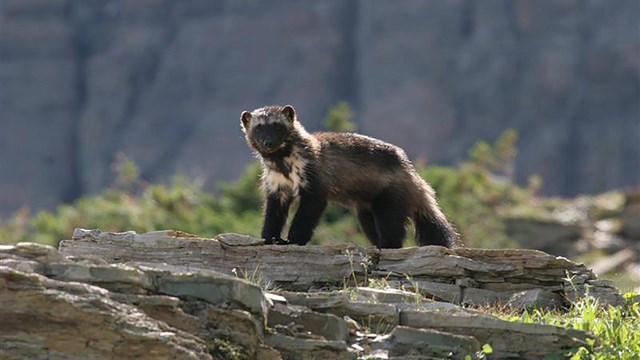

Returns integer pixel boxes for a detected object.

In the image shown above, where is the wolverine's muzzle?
[256,138,285,154]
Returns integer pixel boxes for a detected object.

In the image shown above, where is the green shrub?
[323,101,356,132]
[0,166,262,246]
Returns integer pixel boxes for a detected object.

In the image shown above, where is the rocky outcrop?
[0,229,617,359]
[0,267,212,360]
[0,242,270,359]
[1,0,639,217]
[61,229,623,308]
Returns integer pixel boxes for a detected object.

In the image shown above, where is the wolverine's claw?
[273,237,290,245]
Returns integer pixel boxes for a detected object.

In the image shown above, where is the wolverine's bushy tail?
[412,180,459,248]
[414,211,458,248]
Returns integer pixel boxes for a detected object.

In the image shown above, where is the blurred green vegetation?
[323,101,356,132]
[1,103,536,249]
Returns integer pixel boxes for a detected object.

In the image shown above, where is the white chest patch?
[263,150,308,201]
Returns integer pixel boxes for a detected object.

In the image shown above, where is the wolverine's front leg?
[287,189,328,245]
[262,193,291,244]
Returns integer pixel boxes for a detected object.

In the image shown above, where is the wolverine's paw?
[273,237,290,245]
[264,237,290,245]
[263,237,275,245]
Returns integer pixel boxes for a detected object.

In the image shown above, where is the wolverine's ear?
[240,111,252,130]
[281,105,296,123]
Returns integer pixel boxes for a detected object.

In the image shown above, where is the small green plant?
[361,315,395,335]
[343,249,369,293]
[359,356,375,360]
[367,277,390,290]
[360,254,372,286]
[231,264,276,292]
[342,249,358,300]
[462,343,493,360]
[400,273,425,304]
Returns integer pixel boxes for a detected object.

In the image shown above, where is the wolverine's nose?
[263,140,273,148]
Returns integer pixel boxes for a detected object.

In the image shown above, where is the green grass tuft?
[489,294,640,360]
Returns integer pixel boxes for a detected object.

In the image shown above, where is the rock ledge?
[0,228,622,359]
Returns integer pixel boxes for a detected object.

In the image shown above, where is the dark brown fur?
[241,105,459,248]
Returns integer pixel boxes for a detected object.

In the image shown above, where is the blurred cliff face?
[1,0,638,217]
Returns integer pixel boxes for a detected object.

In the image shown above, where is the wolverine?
[240,105,459,249]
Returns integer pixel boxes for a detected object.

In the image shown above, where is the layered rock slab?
[0,267,211,360]
[61,229,623,307]
[1,229,618,359]
[0,242,273,359]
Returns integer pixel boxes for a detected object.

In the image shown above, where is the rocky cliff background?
[1,0,639,217]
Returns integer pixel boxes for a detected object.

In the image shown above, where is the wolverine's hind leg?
[357,207,381,247]
[371,190,409,249]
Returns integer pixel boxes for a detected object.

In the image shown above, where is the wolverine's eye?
[253,124,265,136]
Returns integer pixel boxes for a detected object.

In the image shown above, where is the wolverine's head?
[241,105,296,155]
